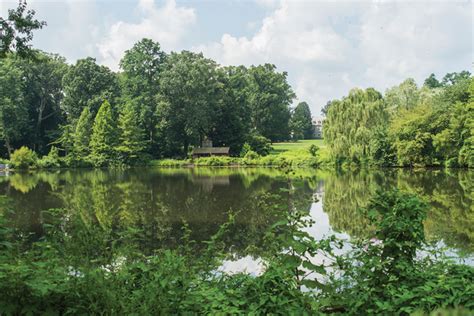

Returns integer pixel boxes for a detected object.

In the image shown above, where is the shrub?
[243,150,260,160]
[37,147,61,169]
[10,147,38,169]
[308,144,319,157]
[247,134,272,156]
[239,143,252,157]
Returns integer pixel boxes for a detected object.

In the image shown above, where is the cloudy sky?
[1,0,472,115]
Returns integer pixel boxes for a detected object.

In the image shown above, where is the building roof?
[192,147,230,155]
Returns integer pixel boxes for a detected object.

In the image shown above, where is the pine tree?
[290,101,313,140]
[89,100,117,167]
[74,106,94,159]
[116,102,148,164]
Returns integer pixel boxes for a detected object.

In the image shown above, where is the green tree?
[62,57,119,122]
[0,56,30,156]
[119,38,166,155]
[157,51,220,156]
[20,51,67,153]
[321,100,332,116]
[389,102,439,167]
[441,71,471,86]
[10,146,38,169]
[209,66,252,155]
[324,88,387,163]
[73,106,94,159]
[116,102,148,164]
[385,78,420,111]
[247,64,295,141]
[290,102,313,140]
[89,100,117,167]
[0,0,46,58]
[424,73,441,89]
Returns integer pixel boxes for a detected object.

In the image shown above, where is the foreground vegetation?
[0,187,472,314]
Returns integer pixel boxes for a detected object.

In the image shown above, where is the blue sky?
[1,0,472,115]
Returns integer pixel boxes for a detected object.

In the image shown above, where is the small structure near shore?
[192,138,230,158]
[0,164,10,170]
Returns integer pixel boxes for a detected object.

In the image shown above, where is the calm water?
[0,167,473,264]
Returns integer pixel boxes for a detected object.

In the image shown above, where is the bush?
[308,144,319,157]
[239,143,252,157]
[37,147,61,169]
[10,147,38,169]
[247,134,272,156]
[243,150,260,160]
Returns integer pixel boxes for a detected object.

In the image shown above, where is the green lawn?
[270,139,325,154]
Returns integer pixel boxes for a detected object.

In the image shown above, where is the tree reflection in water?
[0,167,472,260]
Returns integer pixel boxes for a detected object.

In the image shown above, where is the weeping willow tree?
[323,88,388,163]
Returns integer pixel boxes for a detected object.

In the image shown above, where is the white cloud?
[359,1,472,90]
[97,0,196,70]
[195,0,471,115]
[2,0,470,115]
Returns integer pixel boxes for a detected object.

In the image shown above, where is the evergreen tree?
[73,106,94,159]
[116,102,148,164]
[290,102,313,140]
[120,38,166,156]
[89,100,117,167]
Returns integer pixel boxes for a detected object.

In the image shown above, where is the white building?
[312,117,325,139]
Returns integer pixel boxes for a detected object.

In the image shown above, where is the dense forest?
[0,43,316,166]
[324,72,473,168]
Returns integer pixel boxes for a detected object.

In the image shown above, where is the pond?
[0,167,473,268]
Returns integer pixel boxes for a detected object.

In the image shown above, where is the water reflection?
[0,167,472,257]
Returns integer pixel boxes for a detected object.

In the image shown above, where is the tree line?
[323,71,473,168]
[0,39,317,166]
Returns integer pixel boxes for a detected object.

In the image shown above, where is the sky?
[1,0,472,115]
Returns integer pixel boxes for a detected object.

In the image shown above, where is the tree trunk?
[5,137,12,157]
[183,138,189,158]
[36,97,46,152]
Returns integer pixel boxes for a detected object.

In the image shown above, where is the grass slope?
[152,139,329,167]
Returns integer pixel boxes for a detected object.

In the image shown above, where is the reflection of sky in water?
[220,256,264,276]
[220,197,351,276]
[220,191,474,275]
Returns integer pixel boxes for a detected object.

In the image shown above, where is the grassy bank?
[151,139,329,168]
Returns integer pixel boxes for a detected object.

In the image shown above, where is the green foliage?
[89,100,117,167]
[424,73,442,89]
[385,78,420,111]
[290,101,313,140]
[243,150,260,160]
[324,190,474,314]
[73,106,94,159]
[247,133,272,156]
[0,174,473,314]
[247,64,295,141]
[62,57,119,122]
[0,1,46,58]
[116,102,148,164]
[239,142,252,157]
[0,56,30,156]
[324,74,473,168]
[157,51,220,157]
[10,146,38,169]
[37,146,61,169]
[308,144,319,157]
[324,88,387,164]
[120,38,166,156]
